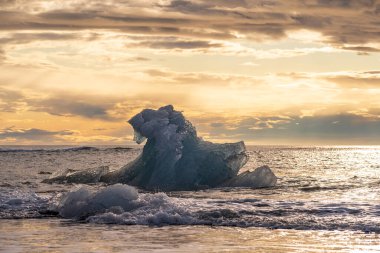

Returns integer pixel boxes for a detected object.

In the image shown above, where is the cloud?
[324,72,380,88]
[130,56,150,61]
[143,68,264,86]
[0,86,193,122]
[241,61,259,66]
[0,48,5,62]
[0,127,73,141]
[0,88,121,121]
[279,71,380,89]
[327,76,380,88]
[0,0,379,53]
[0,87,25,112]
[341,46,380,53]
[206,113,380,143]
[367,107,380,116]
[136,40,222,49]
[164,0,380,48]
[28,95,120,121]
[209,122,225,128]
[201,112,380,145]
[0,32,81,45]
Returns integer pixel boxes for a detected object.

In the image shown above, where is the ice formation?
[58,184,138,218]
[45,105,277,190]
[43,166,110,184]
[57,184,195,225]
[100,105,249,190]
[224,165,277,188]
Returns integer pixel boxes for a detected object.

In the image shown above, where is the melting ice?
[46,105,277,191]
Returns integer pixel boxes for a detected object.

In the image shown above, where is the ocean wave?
[49,185,380,232]
[2,184,380,233]
[0,189,51,219]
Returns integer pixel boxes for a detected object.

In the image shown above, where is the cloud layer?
[205,113,380,144]
[0,0,379,51]
[0,0,379,144]
[0,127,73,142]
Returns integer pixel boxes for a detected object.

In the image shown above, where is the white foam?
[39,177,378,232]
[57,184,199,225]
[0,189,50,218]
[58,184,138,218]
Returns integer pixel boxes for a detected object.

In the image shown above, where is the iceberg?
[223,165,277,188]
[100,105,249,190]
[44,105,277,191]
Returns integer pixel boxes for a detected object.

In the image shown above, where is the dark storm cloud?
[0,127,73,141]
[208,113,380,142]
[0,0,380,51]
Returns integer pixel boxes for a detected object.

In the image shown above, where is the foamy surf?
[3,183,380,233]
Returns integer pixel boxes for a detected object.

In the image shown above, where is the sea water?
[1,145,380,252]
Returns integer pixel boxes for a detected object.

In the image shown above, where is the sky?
[0,0,380,145]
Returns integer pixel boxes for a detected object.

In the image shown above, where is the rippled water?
[1,145,380,252]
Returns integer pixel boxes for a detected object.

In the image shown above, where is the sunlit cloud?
[0,126,74,143]
[0,0,379,144]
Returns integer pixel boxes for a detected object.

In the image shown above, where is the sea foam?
[57,184,196,225]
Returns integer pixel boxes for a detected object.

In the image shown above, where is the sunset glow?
[1,0,379,145]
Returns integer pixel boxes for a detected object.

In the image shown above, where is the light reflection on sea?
[1,219,380,253]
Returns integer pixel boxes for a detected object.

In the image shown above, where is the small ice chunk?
[224,165,277,188]
[43,166,110,184]
[58,184,138,218]
[90,184,138,210]
[58,186,92,218]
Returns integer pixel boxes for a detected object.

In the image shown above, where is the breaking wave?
[0,184,369,232]
[0,189,51,219]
